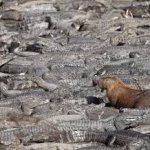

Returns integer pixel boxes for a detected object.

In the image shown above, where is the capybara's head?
[98,76,120,92]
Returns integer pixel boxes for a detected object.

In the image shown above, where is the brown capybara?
[95,76,150,109]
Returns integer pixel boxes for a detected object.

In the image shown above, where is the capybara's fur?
[97,77,150,108]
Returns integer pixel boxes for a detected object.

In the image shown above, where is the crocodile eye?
[101,70,106,75]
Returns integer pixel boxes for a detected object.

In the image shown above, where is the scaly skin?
[25,73,58,91]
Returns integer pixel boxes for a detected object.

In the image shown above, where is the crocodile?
[0,72,59,92]
[58,78,93,87]
[0,55,15,68]
[0,82,24,97]
[0,123,149,147]
[0,124,59,144]
[126,34,150,46]
[6,112,40,125]
[96,57,150,76]
[0,10,23,21]
[59,130,150,146]
[40,114,86,124]
[7,78,38,90]
[0,91,53,107]
[121,3,150,18]
[93,74,150,90]
[97,45,150,60]
[0,57,32,74]
[23,142,114,150]
[114,109,150,130]
[0,107,22,117]
[25,73,58,91]
[58,120,104,131]
[43,67,88,80]
[110,28,137,46]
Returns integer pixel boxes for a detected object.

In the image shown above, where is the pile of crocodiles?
[0,0,150,149]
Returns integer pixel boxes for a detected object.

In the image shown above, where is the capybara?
[95,76,150,109]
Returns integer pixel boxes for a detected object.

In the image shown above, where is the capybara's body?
[96,77,150,108]
[134,91,150,108]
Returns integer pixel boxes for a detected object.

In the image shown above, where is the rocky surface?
[0,0,150,149]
